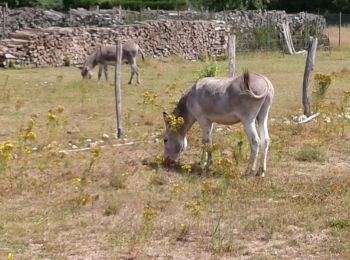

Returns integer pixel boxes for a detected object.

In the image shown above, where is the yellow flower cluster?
[91,148,100,158]
[142,91,157,104]
[202,143,219,152]
[7,252,14,260]
[181,164,192,173]
[71,177,81,192]
[28,114,37,128]
[216,156,233,167]
[71,177,81,186]
[314,73,332,87]
[47,113,57,121]
[24,131,37,141]
[235,127,245,141]
[184,200,200,216]
[166,114,184,130]
[77,193,90,206]
[0,141,15,160]
[154,155,164,164]
[18,114,38,143]
[143,204,159,222]
[172,183,185,194]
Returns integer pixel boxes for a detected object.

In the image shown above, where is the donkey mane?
[173,91,189,118]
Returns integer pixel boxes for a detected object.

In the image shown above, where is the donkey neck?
[84,52,99,70]
[173,92,195,135]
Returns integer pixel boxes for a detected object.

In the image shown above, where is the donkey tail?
[241,70,268,99]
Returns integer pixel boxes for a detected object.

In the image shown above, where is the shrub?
[63,56,71,67]
[313,73,332,112]
[198,58,218,79]
[327,219,350,229]
[295,144,326,162]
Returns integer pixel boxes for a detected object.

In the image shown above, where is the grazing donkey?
[80,40,145,84]
[163,71,274,177]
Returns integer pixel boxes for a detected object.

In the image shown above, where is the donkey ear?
[163,112,170,124]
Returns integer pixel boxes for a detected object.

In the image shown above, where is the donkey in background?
[163,71,274,177]
[80,40,145,84]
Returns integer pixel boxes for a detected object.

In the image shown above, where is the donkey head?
[80,66,92,79]
[162,112,187,161]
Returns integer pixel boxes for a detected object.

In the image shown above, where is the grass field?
[0,50,349,259]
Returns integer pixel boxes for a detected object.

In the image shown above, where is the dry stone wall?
[0,7,329,67]
[1,7,327,48]
[0,20,227,68]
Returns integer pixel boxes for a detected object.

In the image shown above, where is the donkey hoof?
[128,81,132,85]
[255,167,265,177]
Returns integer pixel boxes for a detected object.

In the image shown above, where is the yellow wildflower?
[25,131,37,141]
[172,183,184,194]
[23,146,32,154]
[154,155,164,164]
[143,204,158,221]
[166,114,184,130]
[71,177,81,186]
[79,193,90,205]
[91,148,100,158]
[142,91,157,104]
[2,142,14,151]
[47,113,57,121]
[7,252,14,260]
[181,164,192,173]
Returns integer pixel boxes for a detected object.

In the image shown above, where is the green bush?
[295,144,326,163]
[198,58,218,79]
[63,56,71,67]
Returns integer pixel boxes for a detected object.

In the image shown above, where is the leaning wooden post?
[227,34,236,77]
[114,40,123,138]
[302,36,318,117]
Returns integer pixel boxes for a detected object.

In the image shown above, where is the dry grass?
[325,25,350,48]
[0,51,349,259]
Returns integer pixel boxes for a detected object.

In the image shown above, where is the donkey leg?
[257,113,270,177]
[128,65,135,85]
[132,64,140,84]
[98,65,103,80]
[104,64,108,81]
[197,118,213,170]
[243,120,260,176]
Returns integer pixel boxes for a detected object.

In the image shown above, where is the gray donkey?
[163,71,274,177]
[80,41,145,84]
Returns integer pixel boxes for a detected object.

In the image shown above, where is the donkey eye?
[164,139,168,143]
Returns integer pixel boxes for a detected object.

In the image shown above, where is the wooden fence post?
[302,37,318,117]
[115,40,123,138]
[339,11,342,48]
[227,34,236,77]
[1,3,7,40]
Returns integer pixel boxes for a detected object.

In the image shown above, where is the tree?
[333,0,350,12]
[188,0,271,11]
